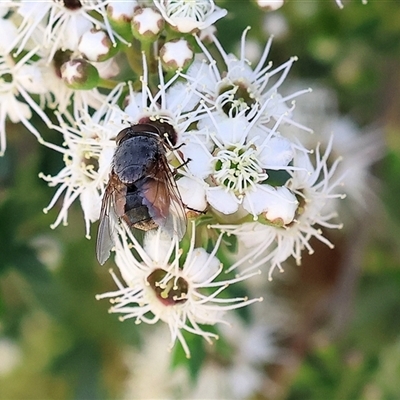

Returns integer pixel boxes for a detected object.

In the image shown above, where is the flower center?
[1,72,13,84]
[166,0,214,22]
[53,49,73,78]
[63,147,99,184]
[218,82,257,118]
[59,0,82,10]
[213,143,268,195]
[147,268,189,306]
[82,151,99,173]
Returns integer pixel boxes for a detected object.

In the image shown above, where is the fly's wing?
[96,172,127,265]
[140,159,187,241]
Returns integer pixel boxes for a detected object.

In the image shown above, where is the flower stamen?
[213,143,268,195]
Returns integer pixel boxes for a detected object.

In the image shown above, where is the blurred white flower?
[284,84,384,217]
[263,12,289,39]
[30,235,63,271]
[335,0,368,8]
[324,118,383,213]
[256,0,285,11]
[0,338,22,376]
[96,225,262,357]
[154,0,227,33]
[185,303,282,399]
[0,14,18,52]
[122,325,189,400]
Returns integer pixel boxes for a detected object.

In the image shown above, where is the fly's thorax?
[113,135,160,184]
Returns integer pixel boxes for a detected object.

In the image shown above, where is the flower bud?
[78,29,117,62]
[160,39,194,71]
[106,2,136,40]
[60,59,100,90]
[131,7,164,42]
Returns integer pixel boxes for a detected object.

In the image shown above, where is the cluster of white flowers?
[1,0,353,357]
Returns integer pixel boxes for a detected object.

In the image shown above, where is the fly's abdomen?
[123,186,157,230]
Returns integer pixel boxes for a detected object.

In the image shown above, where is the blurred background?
[1,1,400,399]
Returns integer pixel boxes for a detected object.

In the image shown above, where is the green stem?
[97,78,119,90]
[141,40,154,74]
[124,42,143,76]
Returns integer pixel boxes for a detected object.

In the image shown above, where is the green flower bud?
[106,2,135,42]
[61,59,100,90]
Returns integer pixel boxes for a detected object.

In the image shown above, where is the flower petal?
[177,176,207,212]
[180,141,213,178]
[258,136,294,168]
[206,187,239,214]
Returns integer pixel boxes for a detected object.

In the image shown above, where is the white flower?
[185,302,282,399]
[173,29,312,224]
[39,52,206,238]
[154,0,227,33]
[11,0,125,63]
[212,137,345,280]
[39,84,126,237]
[0,49,51,155]
[177,112,298,220]
[184,29,311,130]
[96,224,262,358]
